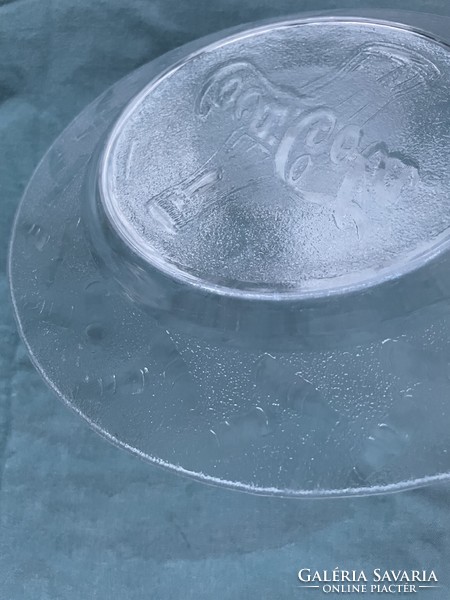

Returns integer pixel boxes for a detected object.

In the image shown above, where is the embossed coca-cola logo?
[147,44,438,236]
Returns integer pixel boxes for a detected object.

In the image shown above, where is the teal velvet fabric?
[1,1,450,598]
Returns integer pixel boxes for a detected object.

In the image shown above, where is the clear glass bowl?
[9,9,450,497]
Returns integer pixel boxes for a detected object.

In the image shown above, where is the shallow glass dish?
[9,9,450,497]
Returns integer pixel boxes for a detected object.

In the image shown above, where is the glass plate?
[9,10,450,497]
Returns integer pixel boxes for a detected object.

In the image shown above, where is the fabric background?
[1,1,450,598]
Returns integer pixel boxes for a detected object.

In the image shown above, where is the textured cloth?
[1,1,450,598]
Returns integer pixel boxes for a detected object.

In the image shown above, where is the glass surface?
[102,19,450,298]
[9,13,450,497]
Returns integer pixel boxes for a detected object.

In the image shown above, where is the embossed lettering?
[147,43,437,235]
